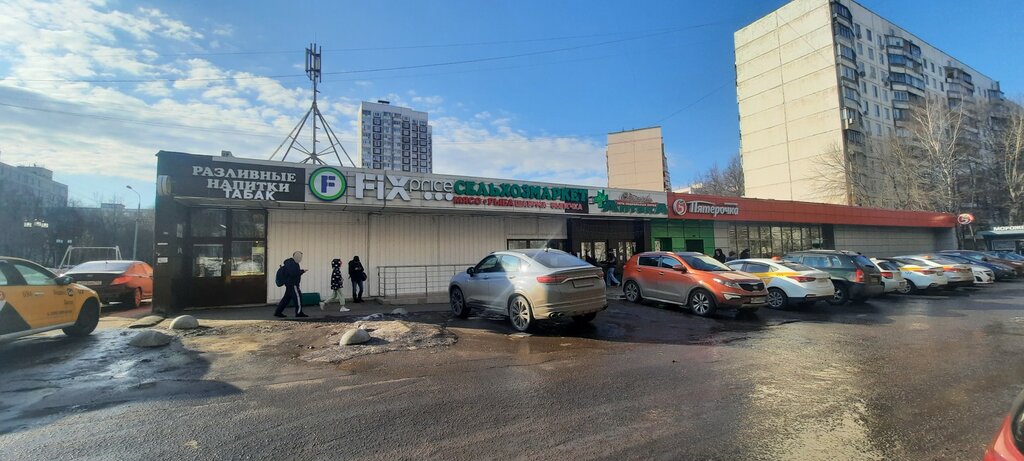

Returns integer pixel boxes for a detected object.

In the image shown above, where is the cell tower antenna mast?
[270,43,356,166]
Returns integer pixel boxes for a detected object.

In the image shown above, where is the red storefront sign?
[669,193,955,228]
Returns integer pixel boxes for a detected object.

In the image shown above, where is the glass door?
[187,208,267,307]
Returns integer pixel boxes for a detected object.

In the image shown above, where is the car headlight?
[713,278,741,289]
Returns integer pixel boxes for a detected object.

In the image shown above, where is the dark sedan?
[64,260,153,308]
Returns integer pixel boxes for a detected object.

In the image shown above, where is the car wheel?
[122,288,142,309]
[896,280,914,294]
[450,287,470,318]
[766,288,788,309]
[688,289,717,317]
[828,282,849,305]
[63,299,100,337]
[508,295,535,333]
[572,312,597,324]
[624,281,642,303]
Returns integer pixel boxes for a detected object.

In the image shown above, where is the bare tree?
[810,142,878,206]
[903,95,972,213]
[690,153,744,197]
[986,100,1024,223]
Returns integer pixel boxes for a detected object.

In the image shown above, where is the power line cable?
[1,20,730,84]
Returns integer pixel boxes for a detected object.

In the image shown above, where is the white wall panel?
[267,210,567,302]
[833,226,955,257]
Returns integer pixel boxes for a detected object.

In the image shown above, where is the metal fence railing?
[376,264,475,299]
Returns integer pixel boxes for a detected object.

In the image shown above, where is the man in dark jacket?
[348,256,366,303]
[274,251,308,318]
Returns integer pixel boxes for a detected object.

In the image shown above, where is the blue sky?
[0,0,1021,208]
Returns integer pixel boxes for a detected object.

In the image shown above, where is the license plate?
[572,280,594,288]
[750,297,766,304]
[78,281,102,286]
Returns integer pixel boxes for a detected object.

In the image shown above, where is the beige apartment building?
[606,126,671,192]
[735,0,1003,205]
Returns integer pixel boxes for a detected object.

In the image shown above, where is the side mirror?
[672,265,687,273]
[467,267,476,276]
[56,275,73,286]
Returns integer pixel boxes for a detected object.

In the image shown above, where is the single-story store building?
[152,151,956,314]
[978,226,1024,252]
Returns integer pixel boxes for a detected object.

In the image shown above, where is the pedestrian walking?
[320,258,350,312]
[604,250,620,287]
[740,248,751,259]
[274,251,308,318]
[713,248,727,263]
[348,256,366,303]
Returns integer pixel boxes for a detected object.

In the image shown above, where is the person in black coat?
[274,251,308,318]
[348,256,366,303]
[713,249,727,263]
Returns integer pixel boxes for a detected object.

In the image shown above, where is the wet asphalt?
[3,282,1024,460]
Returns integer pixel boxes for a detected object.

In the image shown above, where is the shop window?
[232,210,266,239]
[193,244,223,277]
[230,241,265,276]
[191,209,226,237]
[507,239,567,251]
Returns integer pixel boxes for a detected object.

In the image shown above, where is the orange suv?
[622,251,768,316]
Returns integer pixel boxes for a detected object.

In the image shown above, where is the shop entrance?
[186,208,268,307]
[568,219,650,265]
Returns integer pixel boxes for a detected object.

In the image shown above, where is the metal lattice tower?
[270,43,355,166]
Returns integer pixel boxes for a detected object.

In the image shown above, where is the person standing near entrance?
[274,251,308,318]
[348,256,366,303]
[713,249,727,263]
[320,258,350,312]
[604,250,620,287]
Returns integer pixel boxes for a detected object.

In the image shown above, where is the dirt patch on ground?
[300,319,457,363]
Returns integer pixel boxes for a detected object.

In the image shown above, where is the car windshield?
[677,253,732,271]
[929,256,965,265]
[67,261,132,273]
[996,252,1024,261]
[528,251,589,269]
[778,261,815,272]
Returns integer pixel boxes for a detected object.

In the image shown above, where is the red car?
[64,260,153,308]
[985,389,1024,460]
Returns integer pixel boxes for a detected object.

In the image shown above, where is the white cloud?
[0,0,608,200]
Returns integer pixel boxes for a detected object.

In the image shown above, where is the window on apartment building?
[854,23,861,37]
[834,23,855,40]
[874,104,880,117]
[840,44,856,60]
[873,85,879,98]
[885,108,890,119]
[883,90,889,101]
[931,62,936,72]
[866,29,873,41]
[879,53,884,65]
[840,65,858,80]
[940,82,944,91]
[861,81,867,92]
[868,48,874,60]
[876,123,882,135]
[857,42,863,53]
[869,66,876,79]
[843,86,860,101]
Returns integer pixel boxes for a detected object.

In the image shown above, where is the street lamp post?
[126,185,140,261]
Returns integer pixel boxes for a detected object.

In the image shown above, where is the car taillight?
[111,276,131,285]
[881,271,894,279]
[855,268,865,283]
[536,275,568,284]
[785,275,815,282]
[921,269,936,275]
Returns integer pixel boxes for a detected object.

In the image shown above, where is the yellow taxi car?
[0,257,102,342]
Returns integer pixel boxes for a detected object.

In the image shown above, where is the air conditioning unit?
[863,108,870,115]
[859,70,867,77]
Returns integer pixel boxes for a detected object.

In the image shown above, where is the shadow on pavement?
[0,329,241,436]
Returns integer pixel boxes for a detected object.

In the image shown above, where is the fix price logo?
[309,167,347,201]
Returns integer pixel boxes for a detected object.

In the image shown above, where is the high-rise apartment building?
[358,100,433,173]
[606,127,671,192]
[0,162,68,207]
[735,0,1004,205]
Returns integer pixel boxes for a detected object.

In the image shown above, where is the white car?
[875,258,948,293]
[870,259,907,294]
[726,258,834,309]
[971,265,995,284]
[895,255,975,289]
